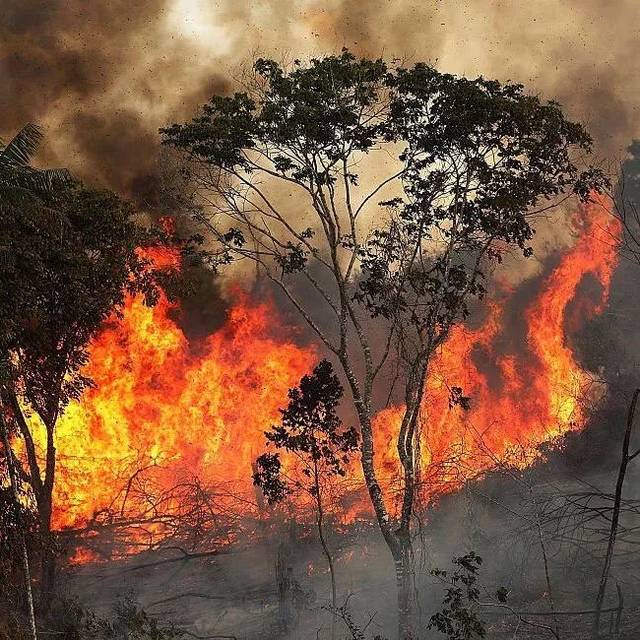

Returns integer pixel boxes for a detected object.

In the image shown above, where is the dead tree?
[592,389,640,638]
[275,544,295,631]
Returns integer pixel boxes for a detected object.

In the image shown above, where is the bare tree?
[592,389,640,638]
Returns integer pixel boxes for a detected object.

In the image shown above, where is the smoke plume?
[2,0,639,207]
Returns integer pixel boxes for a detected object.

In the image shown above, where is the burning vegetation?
[47,198,619,545]
[1,45,640,640]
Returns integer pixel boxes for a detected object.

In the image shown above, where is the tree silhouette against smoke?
[0,122,73,640]
[254,359,358,639]
[163,49,606,639]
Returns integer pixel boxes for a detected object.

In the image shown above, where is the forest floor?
[60,532,640,640]
[61,533,396,639]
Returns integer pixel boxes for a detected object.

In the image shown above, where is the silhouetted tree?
[164,50,605,638]
[592,389,640,638]
[0,129,164,612]
[0,122,72,639]
[254,359,358,639]
[609,140,640,266]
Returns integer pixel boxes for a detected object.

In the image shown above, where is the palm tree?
[0,123,71,201]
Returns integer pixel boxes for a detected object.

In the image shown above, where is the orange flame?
[50,285,316,534]
[40,199,619,550]
[372,199,620,512]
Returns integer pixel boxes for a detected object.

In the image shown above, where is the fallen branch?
[147,592,229,607]
[182,632,237,640]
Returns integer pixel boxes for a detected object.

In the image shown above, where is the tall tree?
[162,50,605,638]
[0,122,73,638]
[0,132,162,611]
[254,359,358,639]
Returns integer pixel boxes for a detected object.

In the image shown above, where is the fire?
[50,284,316,534]
[36,199,619,550]
[372,199,621,512]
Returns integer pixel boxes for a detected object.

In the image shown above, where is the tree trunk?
[340,349,424,640]
[0,413,38,640]
[275,543,295,631]
[393,528,417,640]
[3,389,58,612]
[318,514,337,640]
[351,395,419,640]
[36,494,56,615]
[364,459,417,637]
[313,461,337,640]
[592,389,639,638]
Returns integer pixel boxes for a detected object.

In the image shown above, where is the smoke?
[2,1,639,202]
[4,0,634,461]
[311,0,640,154]
[0,0,228,209]
[2,0,637,327]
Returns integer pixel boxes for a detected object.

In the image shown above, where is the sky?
[1,0,639,210]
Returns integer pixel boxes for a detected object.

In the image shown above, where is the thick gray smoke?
[0,0,228,208]
[2,0,639,199]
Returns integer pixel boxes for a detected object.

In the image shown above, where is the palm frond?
[0,124,73,201]
[0,123,44,167]
[0,166,73,198]
[26,167,74,193]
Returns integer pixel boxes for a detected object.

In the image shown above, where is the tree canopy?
[254,359,358,504]
[162,50,606,640]
[0,185,160,421]
[162,49,604,358]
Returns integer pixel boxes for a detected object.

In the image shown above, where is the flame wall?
[372,201,620,514]
[36,201,619,547]
[49,292,316,532]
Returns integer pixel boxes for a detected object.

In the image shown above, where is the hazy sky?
[1,0,638,205]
